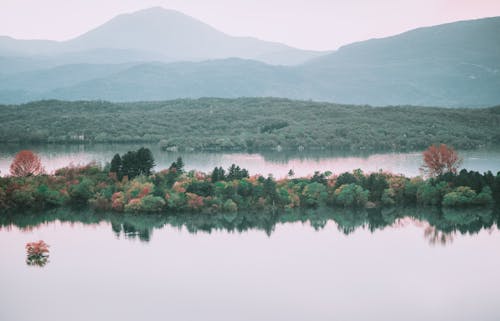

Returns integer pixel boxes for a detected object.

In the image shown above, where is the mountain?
[1,15,499,107]
[0,7,325,69]
[299,16,500,106]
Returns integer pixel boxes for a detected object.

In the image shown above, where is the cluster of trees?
[211,164,249,182]
[110,147,155,180]
[1,98,499,151]
[1,154,498,214]
[1,145,498,215]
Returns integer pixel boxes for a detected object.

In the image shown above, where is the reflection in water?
[424,226,455,246]
[25,240,50,267]
[2,206,498,246]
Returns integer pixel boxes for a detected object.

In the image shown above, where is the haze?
[1,0,500,50]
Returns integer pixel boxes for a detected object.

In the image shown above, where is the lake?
[1,144,500,178]
[0,207,499,321]
[1,145,500,321]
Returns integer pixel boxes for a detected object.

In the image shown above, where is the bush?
[68,178,95,204]
[417,181,449,206]
[381,188,396,206]
[301,182,327,207]
[334,184,369,207]
[36,184,68,206]
[139,195,166,212]
[11,186,36,207]
[111,192,126,212]
[365,172,389,202]
[165,192,186,210]
[89,193,112,211]
[442,186,476,207]
[222,199,238,212]
[473,187,494,206]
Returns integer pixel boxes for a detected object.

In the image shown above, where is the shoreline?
[1,161,498,214]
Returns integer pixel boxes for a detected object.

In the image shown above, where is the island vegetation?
[0,146,498,215]
[1,98,499,151]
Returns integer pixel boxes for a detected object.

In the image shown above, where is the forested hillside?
[1,98,499,151]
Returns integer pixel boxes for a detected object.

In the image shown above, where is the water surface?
[0,208,499,321]
[1,144,499,177]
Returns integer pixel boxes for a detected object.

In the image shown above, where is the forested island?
[1,98,499,151]
[1,147,498,214]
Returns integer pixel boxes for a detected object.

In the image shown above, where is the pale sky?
[1,0,499,50]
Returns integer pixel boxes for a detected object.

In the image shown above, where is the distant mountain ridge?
[0,10,499,107]
[0,7,325,67]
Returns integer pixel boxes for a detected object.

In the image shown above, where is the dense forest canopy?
[1,98,499,151]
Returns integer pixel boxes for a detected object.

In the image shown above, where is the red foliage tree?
[421,144,461,177]
[9,150,44,177]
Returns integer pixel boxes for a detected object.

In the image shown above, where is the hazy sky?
[1,0,499,50]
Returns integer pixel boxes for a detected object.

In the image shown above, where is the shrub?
[89,193,112,211]
[301,182,327,207]
[124,198,142,212]
[442,186,476,207]
[381,188,396,206]
[139,195,166,212]
[11,186,36,207]
[222,199,238,212]
[186,192,204,211]
[111,192,126,212]
[334,184,368,207]
[36,184,68,206]
[417,181,449,206]
[365,172,389,202]
[473,187,494,206]
[68,178,95,204]
[165,192,186,210]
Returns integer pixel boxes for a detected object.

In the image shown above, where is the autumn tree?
[10,150,44,177]
[421,144,461,177]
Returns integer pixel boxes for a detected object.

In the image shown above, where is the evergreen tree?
[121,151,138,179]
[263,175,278,204]
[171,157,184,174]
[211,166,225,182]
[110,154,122,179]
[137,147,155,176]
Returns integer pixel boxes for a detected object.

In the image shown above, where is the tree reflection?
[423,226,454,246]
[1,206,498,247]
[26,240,50,267]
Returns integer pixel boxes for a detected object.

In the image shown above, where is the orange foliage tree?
[421,144,461,177]
[10,150,44,177]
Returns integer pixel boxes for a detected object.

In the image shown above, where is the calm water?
[2,145,500,320]
[1,144,500,177]
[0,207,499,321]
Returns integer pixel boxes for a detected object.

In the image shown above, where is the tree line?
[1,146,498,214]
[1,98,499,151]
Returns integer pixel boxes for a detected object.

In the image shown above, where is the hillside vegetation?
[1,98,499,152]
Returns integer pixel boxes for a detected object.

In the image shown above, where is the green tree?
[136,147,155,176]
[110,153,122,179]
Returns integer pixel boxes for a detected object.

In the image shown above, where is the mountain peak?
[0,7,324,65]
[117,6,195,20]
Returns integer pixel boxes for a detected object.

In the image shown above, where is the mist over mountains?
[1,7,499,107]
